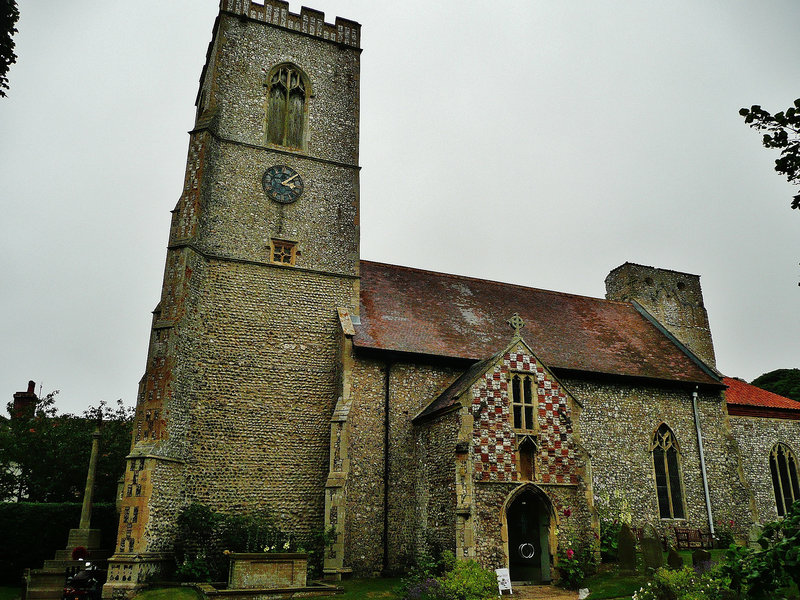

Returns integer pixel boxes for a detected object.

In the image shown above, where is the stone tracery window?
[770,443,800,516]
[266,64,308,149]
[650,424,685,519]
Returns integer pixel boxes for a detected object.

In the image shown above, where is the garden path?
[509,585,579,599]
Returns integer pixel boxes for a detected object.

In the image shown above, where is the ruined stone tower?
[605,262,717,369]
[104,2,361,595]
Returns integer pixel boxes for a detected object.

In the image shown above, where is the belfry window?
[770,443,800,516]
[510,373,537,432]
[650,424,685,519]
[266,64,307,149]
[270,239,298,266]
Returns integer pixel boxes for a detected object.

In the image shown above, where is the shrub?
[402,577,446,600]
[632,565,735,600]
[174,503,331,582]
[438,560,496,600]
[595,490,632,562]
[714,519,736,549]
[718,500,800,599]
[399,552,495,600]
[557,545,596,589]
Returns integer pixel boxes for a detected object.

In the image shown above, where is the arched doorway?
[506,487,552,583]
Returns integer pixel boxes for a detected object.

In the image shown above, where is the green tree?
[740,99,800,211]
[0,0,19,97]
[751,368,800,402]
[0,391,133,502]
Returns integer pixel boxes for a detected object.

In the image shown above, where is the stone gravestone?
[642,523,660,541]
[641,536,664,571]
[747,524,763,550]
[692,548,711,569]
[667,545,684,570]
[618,523,637,572]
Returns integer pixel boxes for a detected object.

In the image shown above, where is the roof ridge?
[359,259,632,306]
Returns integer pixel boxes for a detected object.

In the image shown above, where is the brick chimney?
[12,380,38,419]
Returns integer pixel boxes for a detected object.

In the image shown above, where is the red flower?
[729,520,735,527]
[566,549,574,559]
[563,509,572,517]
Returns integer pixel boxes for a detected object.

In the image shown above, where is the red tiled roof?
[723,377,800,411]
[354,261,720,386]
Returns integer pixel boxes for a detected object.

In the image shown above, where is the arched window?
[516,436,538,482]
[266,64,308,149]
[770,443,800,516]
[650,424,685,519]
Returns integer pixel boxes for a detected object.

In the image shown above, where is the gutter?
[692,386,715,536]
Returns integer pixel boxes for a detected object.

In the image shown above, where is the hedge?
[0,502,119,584]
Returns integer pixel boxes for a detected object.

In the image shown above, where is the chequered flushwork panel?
[471,350,578,484]
[471,362,515,482]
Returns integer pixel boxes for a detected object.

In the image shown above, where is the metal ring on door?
[518,543,535,559]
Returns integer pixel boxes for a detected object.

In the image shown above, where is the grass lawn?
[325,577,401,599]
[584,567,649,600]
[131,579,402,600]
[0,587,20,600]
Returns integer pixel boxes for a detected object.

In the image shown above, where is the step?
[26,571,66,586]
[54,549,111,561]
[24,589,63,600]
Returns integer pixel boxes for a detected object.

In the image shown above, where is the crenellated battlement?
[220,0,360,48]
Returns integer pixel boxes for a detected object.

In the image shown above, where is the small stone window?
[516,435,538,481]
[266,64,308,150]
[510,373,537,432]
[270,239,299,266]
[651,424,685,519]
[770,443,799,516]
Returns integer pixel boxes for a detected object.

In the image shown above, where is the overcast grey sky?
[2,1,798,414]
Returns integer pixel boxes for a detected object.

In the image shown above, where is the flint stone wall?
[727,415,800,522]
[570,377,754,538]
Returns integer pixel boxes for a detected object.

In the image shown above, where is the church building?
[103,1,800,596]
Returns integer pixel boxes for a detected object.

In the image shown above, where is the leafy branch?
[740,99,800,210]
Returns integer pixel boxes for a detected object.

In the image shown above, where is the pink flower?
[563,509,572,517]
[566,549,574,559]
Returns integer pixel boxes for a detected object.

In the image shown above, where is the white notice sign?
[495,567,512,595]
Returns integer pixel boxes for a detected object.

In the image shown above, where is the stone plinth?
[67,528,102,549]
[228,553,307,590]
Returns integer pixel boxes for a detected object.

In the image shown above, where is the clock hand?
[281,173,299,186]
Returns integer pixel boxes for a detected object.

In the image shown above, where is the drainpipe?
[383,362,392,574]
[692,386,715,536]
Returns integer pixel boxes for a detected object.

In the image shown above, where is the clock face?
[262,165,304,204]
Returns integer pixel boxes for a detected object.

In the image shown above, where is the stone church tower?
[104,1,361,595]
[605,262,717,369]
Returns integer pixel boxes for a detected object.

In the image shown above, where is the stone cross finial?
[507,313,525,335]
